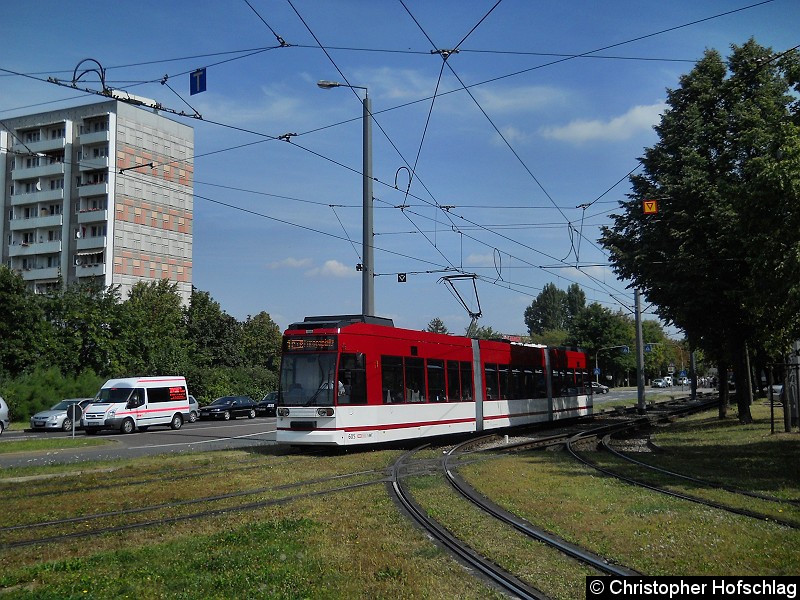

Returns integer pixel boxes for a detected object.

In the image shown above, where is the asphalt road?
[0,417,278,469]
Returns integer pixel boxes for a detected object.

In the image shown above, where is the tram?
[275,315,592,446]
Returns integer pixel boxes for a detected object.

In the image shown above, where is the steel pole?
[362,94,374,316]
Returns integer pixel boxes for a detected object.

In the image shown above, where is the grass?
[0,448,500,599]
[1,402,798,598]
[455,401,800,579]
[0,436,109,455]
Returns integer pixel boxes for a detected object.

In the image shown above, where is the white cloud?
[305,259,359,278]
[267,257,312,269]
[540,102,666,144]
[473,85,569,114]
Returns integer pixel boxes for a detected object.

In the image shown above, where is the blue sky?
[2,1,797,336]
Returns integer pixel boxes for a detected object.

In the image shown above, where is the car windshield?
[51,400,77,410]
[279,353,338,407]
[96,388,134,403]
[210,397,232,405]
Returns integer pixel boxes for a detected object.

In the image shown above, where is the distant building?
[0,100,194,303]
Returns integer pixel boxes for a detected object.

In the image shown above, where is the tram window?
[484,364,498,399]
[447,361,461,400]
[552,369,564,397]
[405,357,425,402]
[339,353,366,405]
[498,365,510,399]
[427,359,446,402]
[534,368,547,398]
[460,361,473,401]
[510,368,524,399]
[381,356,404,404]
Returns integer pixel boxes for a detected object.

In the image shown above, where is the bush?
[0,367,105,421]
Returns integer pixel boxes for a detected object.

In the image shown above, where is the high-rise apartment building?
[0,100,194,303]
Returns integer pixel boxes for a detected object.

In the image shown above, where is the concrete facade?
[0,100,194,303]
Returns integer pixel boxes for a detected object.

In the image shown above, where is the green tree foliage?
[601,40,800,422]
[524,283,568,335]
[0,266,49,377]
[119,280,192,375]
[0,276,286,419]
[1,367,104,422]
[185,288,242,368]
[524,282,586,337]
[44,281,123,376]
[426,317,449,334]
[568,303,635,383]
[240,312,283,371]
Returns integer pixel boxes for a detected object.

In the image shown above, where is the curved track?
[389,445,549,600]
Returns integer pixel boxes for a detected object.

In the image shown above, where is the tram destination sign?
[284,336,338,353]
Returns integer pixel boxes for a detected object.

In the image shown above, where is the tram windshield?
[279,353,339,406]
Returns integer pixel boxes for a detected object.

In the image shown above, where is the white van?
[82,376,190,434]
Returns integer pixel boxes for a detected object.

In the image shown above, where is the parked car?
[199,396,257,421]
[585,381,609,394]
[651,378,667,388]
[255,392,278,417]
[30,398,94,432]
[0,395,9,435]
[187,395,199,423]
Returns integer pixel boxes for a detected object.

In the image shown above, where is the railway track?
[0,467,389,550]
[390,445,549,600]
[386,396,727,598]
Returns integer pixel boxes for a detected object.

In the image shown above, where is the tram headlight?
[317,407,334,417]
[276,407,290,417]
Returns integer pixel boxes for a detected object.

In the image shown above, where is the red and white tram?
[275,315,592,446]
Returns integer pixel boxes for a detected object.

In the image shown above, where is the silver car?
[30,398,93,432]
[0,395,9,434]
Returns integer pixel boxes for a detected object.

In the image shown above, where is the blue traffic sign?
[190,68,206,95]
[594,368,601,375]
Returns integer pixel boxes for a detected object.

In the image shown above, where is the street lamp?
[317,80,374,316]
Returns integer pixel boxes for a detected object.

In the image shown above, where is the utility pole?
[635,288,646,414]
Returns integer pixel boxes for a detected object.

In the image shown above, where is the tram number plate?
[347,432,374,440]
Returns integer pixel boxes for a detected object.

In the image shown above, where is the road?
[0,417,278,469]
[1,386,706,469]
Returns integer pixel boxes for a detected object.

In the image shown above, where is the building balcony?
[11,161,65,180]
[76,235,106,251]
[11,137,66,155]
[77,208,108,224]
[9,240,62,257]
[11,188,64,206]
[76,263,106,277]
[9,214,63,231]
[20,266,61,281]
[79,129,110,145]
[79,157,110,172]
[78,182,109,197]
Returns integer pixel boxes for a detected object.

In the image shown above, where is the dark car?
[199,396,257,421]
[255,392,278,417]
[585,381,609,394]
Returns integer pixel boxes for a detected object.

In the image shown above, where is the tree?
[524,283,568,336]
[44,281,123,376]
[118,280,191,375]
[240,311,283,371]
[185,288,242,369]
[426,318,449,334]
[601,39,800,423]
[565,283,587,328]
[568,303,635,385]
[0,266,49,377]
